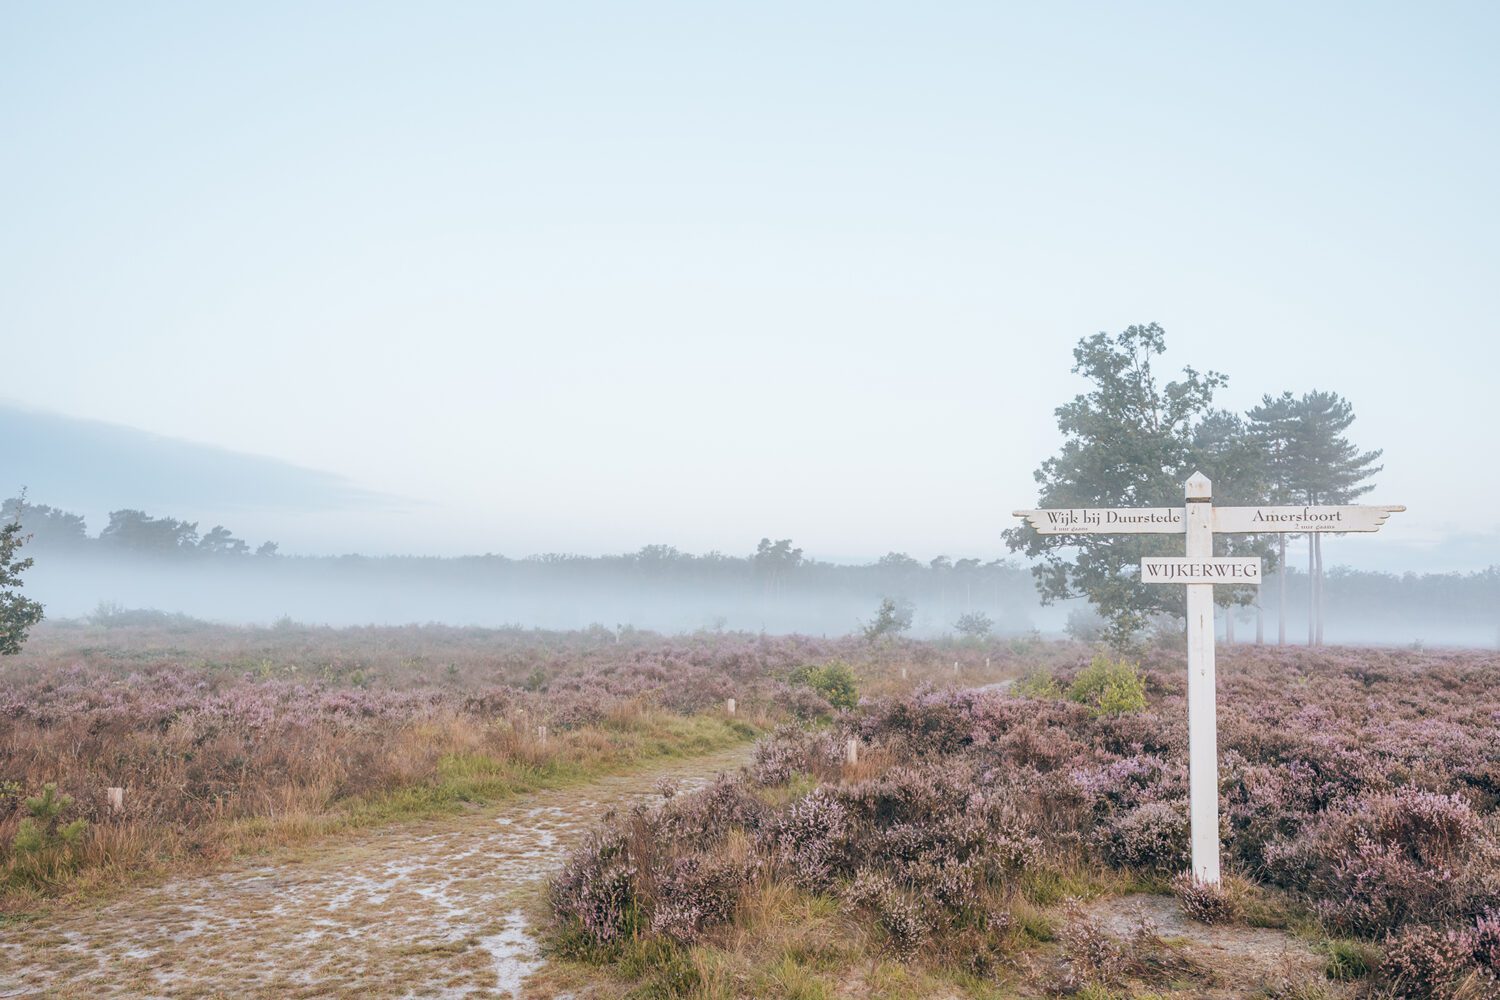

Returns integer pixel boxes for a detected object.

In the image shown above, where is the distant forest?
[4,496,1498,646]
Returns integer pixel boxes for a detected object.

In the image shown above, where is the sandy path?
[0,747,750,1000]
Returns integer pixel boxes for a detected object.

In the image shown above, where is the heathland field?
[1,624,1497,999]
[541,645,1500,1000]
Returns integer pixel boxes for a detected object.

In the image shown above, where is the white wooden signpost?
[1014,473,1404,885]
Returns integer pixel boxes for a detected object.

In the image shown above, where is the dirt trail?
[0,747,751,1000]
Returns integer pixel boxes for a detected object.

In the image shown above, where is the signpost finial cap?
[1185,471,1212,501]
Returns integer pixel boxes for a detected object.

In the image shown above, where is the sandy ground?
[1087,894,1345,999]
[0,748,750,1000]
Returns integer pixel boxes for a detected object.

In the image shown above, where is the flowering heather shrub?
[875,888,927,959]
[1262,789,1497,935]
[1096,801,1189,874]
[1070,753,1184,812]
[1171,871,1240,925]
[772,681,835,722]
[552,644,1500,967]
[1056,907,1128,992]
[1475,910,1500,973]
[657,774,769,850]
[551,790,763,947]
[844,868,927,958]
[767,788,851,891]
[648,852,761,944]
[749,732,804,786]
[1381,924,1490,1000]
[747,725,845,786]
[548,828,641,944]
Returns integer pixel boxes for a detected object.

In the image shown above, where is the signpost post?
[1014,473,1403,884]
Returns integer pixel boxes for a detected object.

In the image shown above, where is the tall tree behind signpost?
[1246,394,1300,646]
[1004,324,1226,648]
[1191,410,1276,644]
[1286,392,1383,646]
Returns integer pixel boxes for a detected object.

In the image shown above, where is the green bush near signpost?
[1066,655,1147,716]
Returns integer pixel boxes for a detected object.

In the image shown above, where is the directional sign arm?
[1012,508,1185,534]
[1212,505,1406,534]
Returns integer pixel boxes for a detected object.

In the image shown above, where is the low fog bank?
[21,551,1048,637]
[16,551,1500,648]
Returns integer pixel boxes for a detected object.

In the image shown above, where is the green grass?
[1017,859,1140,906]
[756,956,832,1000]
[1321,936,1381,981]
[1010,901,1057,943]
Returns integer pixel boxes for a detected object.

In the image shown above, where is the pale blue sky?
[3,2,1497,567]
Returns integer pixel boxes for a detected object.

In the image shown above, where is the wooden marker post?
[726,697,736,716]
[107,787,124,813]
[845,739,858,766]
[1014,473,1403,884]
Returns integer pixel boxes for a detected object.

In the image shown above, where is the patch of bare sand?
[1087,894,1345,998]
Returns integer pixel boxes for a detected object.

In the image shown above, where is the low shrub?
[787,663,859,712]
[1475,909,1500,972]
[1014,669,1062,700]
[1056,909,1128,992]
[1095,801,1189,874]
[8,784,88,887]
[1380,924,1491,1000]
[1066,654,1147,717]
[1171,871,1241,925]
[551,808,760,950]
[649,852,761,944]
[1262,789,1498,936]
[845,870,927,958]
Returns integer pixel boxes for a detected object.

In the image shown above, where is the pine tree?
[1246,393,1301,646]
[1286,391,1382,645]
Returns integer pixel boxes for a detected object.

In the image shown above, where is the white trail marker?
[1014,473,1404,884]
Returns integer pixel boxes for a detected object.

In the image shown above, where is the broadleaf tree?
[1,499,45,655]
[1004,324,1239,648]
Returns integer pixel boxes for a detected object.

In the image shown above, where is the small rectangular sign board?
[1140,557,1263,584]
[1012,507,1185,534]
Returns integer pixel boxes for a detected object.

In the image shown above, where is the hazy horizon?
[6,398,1500,576]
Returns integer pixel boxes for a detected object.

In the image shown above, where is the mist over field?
[9,543,1493,649]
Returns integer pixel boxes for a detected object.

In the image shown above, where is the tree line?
[0,500,279,557]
